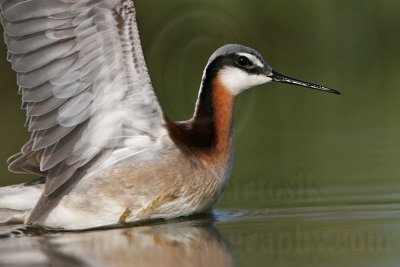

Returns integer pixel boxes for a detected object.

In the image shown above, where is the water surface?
[1,204,399,267]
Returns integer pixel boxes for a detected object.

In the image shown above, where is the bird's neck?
[167,75,235,162]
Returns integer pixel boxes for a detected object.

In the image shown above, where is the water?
[1,207,399,266]
[1,0,400,266]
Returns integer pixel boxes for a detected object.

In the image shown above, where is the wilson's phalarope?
[0,0,339,229]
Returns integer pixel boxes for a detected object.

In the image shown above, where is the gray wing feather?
[11,40,76,73]
[58,104,92,127]
[41,124,86,171]
[27,97,68,117]
[58,92,92,118]
[32,125,75,151]
[2,17,72,36]
[5,33,66,54]
[1,0,71,21]
[2,0,165,206]
[17,54,77,88]
[29,110,59,131]
[22,83,54,103]
[45,162,81,195]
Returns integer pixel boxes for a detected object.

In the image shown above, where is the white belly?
[40,192,217,230]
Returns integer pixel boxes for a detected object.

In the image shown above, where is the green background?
[1,1,400,266]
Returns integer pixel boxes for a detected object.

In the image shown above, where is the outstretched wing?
[1,0,166,196]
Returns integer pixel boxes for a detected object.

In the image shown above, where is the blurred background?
[1,0,400,266]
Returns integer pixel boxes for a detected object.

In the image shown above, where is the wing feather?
[2,0,71,21]
[22,83,54,102]
[32,125,75,151]
[29,110,59,131]
[26,96,68,116]
[17,54,77,87]
[5,32,67,54]
[12,41,75,73]
[2,18,72,37]
[41,124,86,171]
[1,0,167,220]
[58,102,92,127]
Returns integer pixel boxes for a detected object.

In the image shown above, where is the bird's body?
[37,146,231,229]
[0,0,338,230]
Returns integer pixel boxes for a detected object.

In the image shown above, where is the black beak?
[270,70,340,95]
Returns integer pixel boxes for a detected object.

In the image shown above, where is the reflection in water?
[1,207,400,267]
[0,219,235,267]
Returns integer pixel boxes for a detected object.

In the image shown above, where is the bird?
[0,0,339,230]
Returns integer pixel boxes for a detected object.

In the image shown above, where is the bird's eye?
[236,56,251,67]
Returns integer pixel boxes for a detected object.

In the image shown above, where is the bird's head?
[203,44,340,96]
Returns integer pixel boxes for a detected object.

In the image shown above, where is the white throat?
[218,66,272,95]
